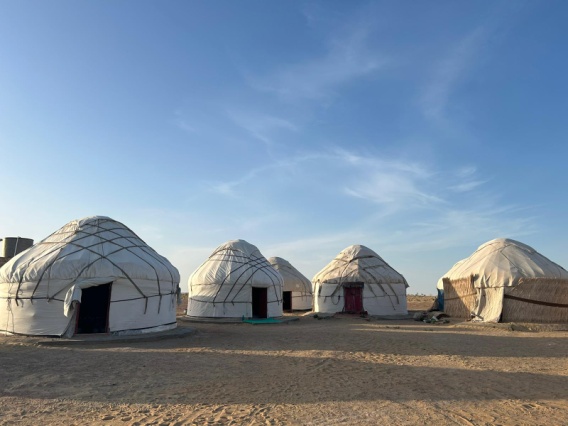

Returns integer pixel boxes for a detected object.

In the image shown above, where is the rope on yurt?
[315,251,406,309]
[357,266,398,308]
[206,247,282,306]
[10,217,178,314]
[227,257,282,304]
[209,248,251,303]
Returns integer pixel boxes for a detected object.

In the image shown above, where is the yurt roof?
[439,238,568,289]
[312,244,408,287]
[268,256,312,293]
[0,215,179,299]
[189,239,283,288]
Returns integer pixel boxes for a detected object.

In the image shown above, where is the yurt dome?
[439,238,568,323]
[268,257,312,311]
[187,239,283,318]
[0,216,180,337]
[312,244,408,315]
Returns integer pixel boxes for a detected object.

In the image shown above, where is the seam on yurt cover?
[191,244,283,311]
[11,217,178,313]
[271,261,311,296]
[225,259,282,305]
[207,248,281,305]
[315,247,406,311]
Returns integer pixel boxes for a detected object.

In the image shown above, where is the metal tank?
[0,237,34,258]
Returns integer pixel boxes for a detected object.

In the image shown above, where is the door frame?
[283,291,292,311]
[252,287,268,318]
[75,282,113,334]
[343,282,364,313]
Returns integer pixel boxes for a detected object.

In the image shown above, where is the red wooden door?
[344,286,363,313]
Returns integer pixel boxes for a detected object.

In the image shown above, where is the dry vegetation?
[1,301,567,425]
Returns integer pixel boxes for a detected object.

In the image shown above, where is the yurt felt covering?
[0,216,180,336]
[439,238,568,323]
[312,245,408,315]
[187,240,283,318]
[268,257,312,310]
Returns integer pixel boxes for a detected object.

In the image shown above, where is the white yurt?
[187,239,283,318]
[313,245,408,315]
[0,216,180,337]
[268,257,312,311]
[439,238,568,323]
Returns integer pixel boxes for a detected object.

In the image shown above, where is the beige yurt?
[187,239,283,318]
[268,257,312,310]
[439,238,568,323]
[0,216,180,337]
[313,245,408,315]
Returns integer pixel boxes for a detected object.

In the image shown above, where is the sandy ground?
[1,297,567,425]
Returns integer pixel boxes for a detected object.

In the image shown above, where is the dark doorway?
[76,283,112,334]
[343,282,364,313]
[283,291,292,311]
[252,287,268,318]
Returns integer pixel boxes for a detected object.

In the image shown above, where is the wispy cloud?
[249,24,386,101]
[172,109,197,134]
[207,147,485,215]
[419,26,489,122]
[381,204,537,255]
[209,168,262,197]
[332,148,444,211]
[448,180,487,193]
[344,174,443,208]
[208,153,319,197]
[226,110,298,146]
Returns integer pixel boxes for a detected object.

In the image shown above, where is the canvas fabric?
[312,245,408,315]
[187,240,283,318]
[0,216,180,336]
[268,257,312,310]
[438,239,568,322]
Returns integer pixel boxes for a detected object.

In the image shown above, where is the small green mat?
[242,318,283,324]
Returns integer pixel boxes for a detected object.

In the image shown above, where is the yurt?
[439,238,568,323]
[0,216,180,337]
[187,240,283,318]
[268,257,312,311]
[313,245,408,315]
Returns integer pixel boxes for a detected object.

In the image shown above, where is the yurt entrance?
[343,282,363,313]
[283,291,292,311]
[76,283,112,334]
[252,287,268,318]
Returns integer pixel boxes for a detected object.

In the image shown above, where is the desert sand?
[1,296,567,425]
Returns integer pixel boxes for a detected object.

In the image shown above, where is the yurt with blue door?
[187,239,283,318]
[313,245,408,315]
[0,216,180,337]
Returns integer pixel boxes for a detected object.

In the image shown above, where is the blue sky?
[1,1,567,294]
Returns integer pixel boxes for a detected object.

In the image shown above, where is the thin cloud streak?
[419,26,488,123]
[248,25,386,101]
[226,110,298,147]
[448,180,487,192]
[207,147,478,214]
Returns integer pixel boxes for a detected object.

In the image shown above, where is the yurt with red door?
[312,245,408,315]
